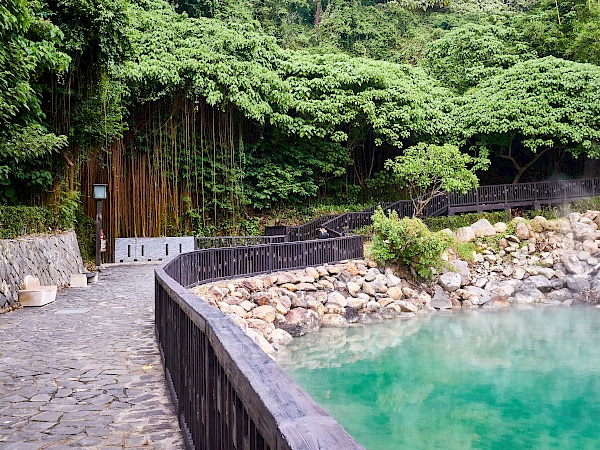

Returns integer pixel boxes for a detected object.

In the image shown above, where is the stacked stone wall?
[0,231,83,312]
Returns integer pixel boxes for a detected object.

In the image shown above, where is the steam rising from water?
[276,307,600,449]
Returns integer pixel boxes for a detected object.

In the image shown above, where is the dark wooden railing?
[320,178,600,235]
[155,236,365,450]
[448,178,600,213]
[195,235,286,249]
[199,179,600,245]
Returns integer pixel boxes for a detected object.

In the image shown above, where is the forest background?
[1,0,600,259]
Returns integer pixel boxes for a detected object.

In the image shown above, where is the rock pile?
[191,260,434,355]
[446,212,600,309]
[191,210,600,355]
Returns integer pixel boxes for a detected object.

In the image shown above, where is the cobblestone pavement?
[0,264,185,449]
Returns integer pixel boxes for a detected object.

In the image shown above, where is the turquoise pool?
[275,307,600,449]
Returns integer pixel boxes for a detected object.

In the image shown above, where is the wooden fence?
[155,236,365,450]
[195,235,286,249]
[319,178,600,236]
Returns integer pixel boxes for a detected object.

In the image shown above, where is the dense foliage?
[371,207,454,279]
[0,205,58,238]
[1,0,599,239]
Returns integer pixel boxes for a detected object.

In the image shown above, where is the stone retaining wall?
[0,231,83,312]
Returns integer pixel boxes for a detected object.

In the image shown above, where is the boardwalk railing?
[195,235,286,249]
[321,178,600,237]
[155,236,365,450]
[448,178,600,214]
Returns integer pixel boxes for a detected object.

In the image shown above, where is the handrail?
[195,235,286,249]
[318,178,600,236]
[155,237,365,450]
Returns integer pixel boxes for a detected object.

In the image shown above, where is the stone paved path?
[0,264,185,449]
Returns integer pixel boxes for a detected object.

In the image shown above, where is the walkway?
[0,264,185,449]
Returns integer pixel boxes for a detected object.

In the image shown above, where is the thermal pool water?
[275,307,600,449]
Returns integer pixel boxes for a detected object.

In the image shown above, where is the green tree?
[422,23,536,93]
[384,142,487,216]
[0,0,69,203]
[456,56,600,183]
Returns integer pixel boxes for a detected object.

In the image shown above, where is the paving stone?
[31,411,62,422]
[0,264,185,449]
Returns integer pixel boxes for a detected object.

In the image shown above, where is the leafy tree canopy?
[422,22,536,93]
[0,0,69,173]
[456,56,600,183]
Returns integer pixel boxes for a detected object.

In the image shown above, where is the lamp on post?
[92,184,108,267]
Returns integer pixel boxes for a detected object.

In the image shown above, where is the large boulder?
[449,260,471,286]
[471,219,496,237]
[321,314,349,328]
[285,308,321,332]
[546,288,573,302]
[395,300,418,313]
[514,222,531,240]
[252,305,276,322]
[439,272,462,292]
[566,275,590,293]
[527,275,553,293]
[430,286,452,309]
[385,268,401,287]
[455,226,476,243]
[327,291,347,307]
[514,287,544,304]
[464,286,493,305]
[270,328,293,347]
[561,253,584,275]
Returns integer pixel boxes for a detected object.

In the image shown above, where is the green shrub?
[371,208,453,280]
[423,211,511,231]
[74,208,96,262]
[57,189,81,231]
[0,206,59,239]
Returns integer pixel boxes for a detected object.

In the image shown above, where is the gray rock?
[481,295,510,309]
[346,297,366,309]
[385,268,401,287]
[395,300,418,313]
[430,286,452,309]
[439,272,461,292]
[336,269,354,283]
[464,286,493,305]
[455,226,476,243]
[546,288,573,302]
[277,322,308,337]
[362,282,376,297]
[471,219,497,237]
[540,298,562,305]
[380,308,398,319]
[369,279,388,294]
[449,260,471,286]
[561,253,584,274]
[514,222,531,240]
[347,281,361,297]
[514,288,544,304]
[527,275,553,293]
[365,267,381,282]
[321,314,349,328]
[366,300,381,311]
[535,267,556,279]
[285,308,321,332]
[344,307,360,323]
[327,291,347,306]
[270,328,293,347]
[566,275,590,293]
[358,312,384,324]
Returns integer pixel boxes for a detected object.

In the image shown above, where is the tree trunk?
[314,0,322,30]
